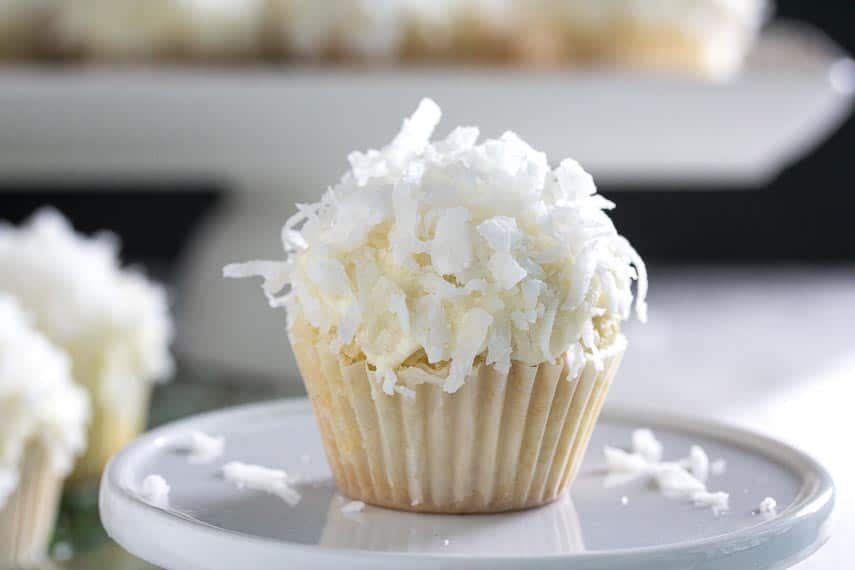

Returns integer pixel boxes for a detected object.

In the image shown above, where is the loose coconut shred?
[221,462,301,506]
[226,99,646,396]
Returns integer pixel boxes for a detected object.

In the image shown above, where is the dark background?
[1,0,853,270]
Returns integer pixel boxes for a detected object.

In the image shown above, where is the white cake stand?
[100,399,833,570]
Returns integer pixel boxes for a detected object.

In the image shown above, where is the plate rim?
[101,398,835,568]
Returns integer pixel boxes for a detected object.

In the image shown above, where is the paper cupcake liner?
[0,444,64,566]
[292,325,625,513]
[70,380,151,484]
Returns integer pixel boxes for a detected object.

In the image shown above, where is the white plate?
[0,23,852,189]
[100,399,833,570]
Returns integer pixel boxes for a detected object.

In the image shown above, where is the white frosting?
[0,209,174,413]
[226,98,646,395]
[0,295,89,508]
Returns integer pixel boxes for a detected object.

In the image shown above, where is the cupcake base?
[69,380,151,484]
[0,444,64,566]
[292,323,625,514]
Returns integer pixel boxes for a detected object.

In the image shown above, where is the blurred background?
[0,0,852,568]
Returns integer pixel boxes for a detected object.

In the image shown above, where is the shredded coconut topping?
[0,295,90,508]
[226,99,646,394]
[0,209,174,412]
[221,461,301,506]
[139,474,171,509]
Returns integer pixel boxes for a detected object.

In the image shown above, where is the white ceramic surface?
[100,399,834,570]
[0,24,851,189]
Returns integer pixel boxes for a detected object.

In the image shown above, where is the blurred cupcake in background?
[0,295,89,566]
[227,99,647,513]
[0,209,173,483]
[530,0,770,78]
[175,0,272,60]
[0,0,53,60]
[44,0,187,60]
[270,0,411,62]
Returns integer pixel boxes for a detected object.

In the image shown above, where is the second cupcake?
[227,99,647,513]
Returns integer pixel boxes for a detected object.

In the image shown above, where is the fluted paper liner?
[0,444,64,566]
[70,379,151,484]
[292,324,625,513]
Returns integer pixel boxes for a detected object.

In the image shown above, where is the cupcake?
[174,0,270,60]
[550,0,769,79]
[0,295,89,566]
[0,0,52,60]
[45,0,186,60]
[226,99,646,513]
[0,210,173,483]
[270,0,410,61]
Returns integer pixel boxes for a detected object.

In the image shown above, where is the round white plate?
[100,399,833,570]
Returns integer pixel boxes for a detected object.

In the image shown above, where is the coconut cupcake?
[0,295,89,566]
[226,99,646,513]
[0,210,173,483]
[45,0,186,60]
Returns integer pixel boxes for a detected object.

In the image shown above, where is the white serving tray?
[100,399,834,570]
[0,23,852,190]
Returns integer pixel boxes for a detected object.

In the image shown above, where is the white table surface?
[612,266,855,569]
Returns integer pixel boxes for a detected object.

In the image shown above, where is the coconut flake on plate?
[341,500,366,514]
[710,458,727,475]
[221,461,301,506]
[691,490,730,515]
[603,428,730,515]
[756,496,777,516]
[139,474,171,509]
[184,431,225,464]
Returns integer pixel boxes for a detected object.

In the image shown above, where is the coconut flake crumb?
[221,462,301,506]
[631,429,663,463]
[604,446,649,474]
[186,431,225,464]
[620,495,629,506]
[692,491,730,515]
[139,474,171,508]
[341,500,366,514]
[603,429,730,515]
[756,496,777,515]
[710,458,727,475]
[688,445,709,483]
